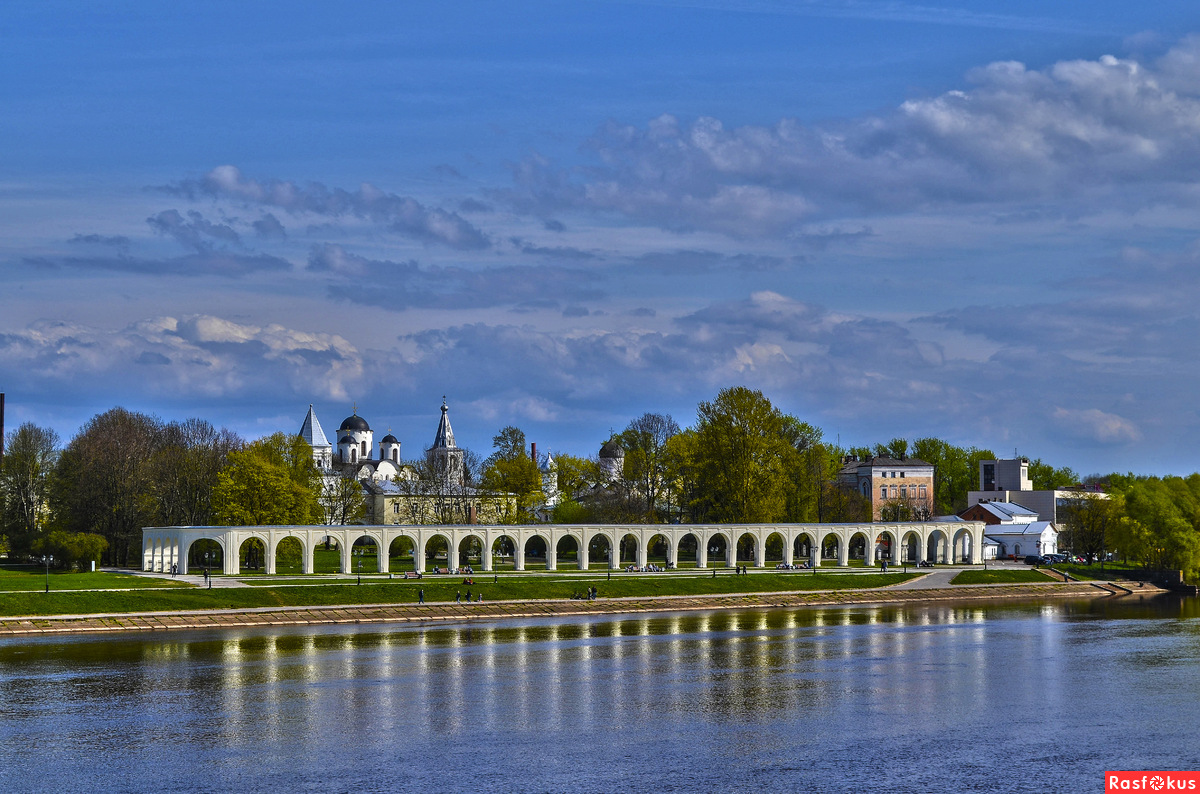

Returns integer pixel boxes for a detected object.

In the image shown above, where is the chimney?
[531,442,537,463]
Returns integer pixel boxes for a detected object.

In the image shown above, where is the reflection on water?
[1,596,1198,793]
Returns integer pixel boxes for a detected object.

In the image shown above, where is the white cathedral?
[298,399,464,486]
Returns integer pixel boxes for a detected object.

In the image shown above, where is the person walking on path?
[418,589,424,604]
[455,591,461,603]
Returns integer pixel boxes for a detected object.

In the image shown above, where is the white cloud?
[505,40,1200,236]
[1052,407,1143,444]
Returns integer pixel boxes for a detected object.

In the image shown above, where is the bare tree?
[0,422,60,555]
[617,412,680,519]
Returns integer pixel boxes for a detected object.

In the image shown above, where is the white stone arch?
[583,529,617,570]
[522,530,552,571]
[926,528,948,564]
[423,531,454,573]
[673,530,701,568]
[386,530,420,572]
[489,531,519,572]
[847,527,873,566]
[345,529,386,574]
[702,529,734,568]
[951,527,974,564]
[732,529,757,567]
[617,530,642,568]
[818,529,843,566]
[644,531,671,568]
[873,528,898,565]
[791,530,817,566]
[761,529,786,567]
[454,530,487,571]
[237,531,270,574]
[900,529,922,563]
[271,531,309,575]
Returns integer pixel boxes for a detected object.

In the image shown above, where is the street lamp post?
[43,554,54,593]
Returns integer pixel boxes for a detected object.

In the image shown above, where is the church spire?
[432,397,456,449]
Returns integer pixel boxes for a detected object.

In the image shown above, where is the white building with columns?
[144,520,985,575]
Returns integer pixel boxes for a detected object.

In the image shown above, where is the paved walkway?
[889,568,960,589]
[104,568,251,588]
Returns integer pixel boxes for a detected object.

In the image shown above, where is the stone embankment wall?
[0,581,1165,637]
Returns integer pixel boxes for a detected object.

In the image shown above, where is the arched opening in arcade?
[456,534,484,570]
[556,534,580,566]
[274,536,304,574]
[735,532,757,565]
[350,534,379,575]
[676,532,699,568]
[848,531,871,566]
[646,533,670,568]
[821,534,840,564]
[491,534,517,571]
[764,532,786,567]
[901,531,921,564]
[618,533,640,566]
[315,533,342,573]
[875,531,896,566]
[793,533,815,564]
[187,538,222,575]
[587,533,613,569]
[926,530,947,564]
[952,528,973,564]
[425,534,451,572]
[523,535,548,571]
[238,536,265,573]
[705,533,730,567]
[388,536,417,572]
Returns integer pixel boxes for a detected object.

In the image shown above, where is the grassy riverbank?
[950,569,1056,585]
[0,565,189,592]
[0,570,917,617]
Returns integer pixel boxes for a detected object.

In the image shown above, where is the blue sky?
[5,0,1200,475]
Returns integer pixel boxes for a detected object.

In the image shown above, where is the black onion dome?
[339,414,371,432]
[381,433,399,444]
[599,440,623,458]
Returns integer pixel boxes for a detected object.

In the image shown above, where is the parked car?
[1024,555,1041,565]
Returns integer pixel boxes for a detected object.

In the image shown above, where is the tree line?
[2,388,1190,578]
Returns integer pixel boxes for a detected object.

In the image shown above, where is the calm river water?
[1,595,1198,793]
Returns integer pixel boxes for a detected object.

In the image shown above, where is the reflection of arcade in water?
[202,603,1002,741]
[143,520,986,575]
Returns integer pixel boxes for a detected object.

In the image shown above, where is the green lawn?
[950,569,1057,585]
[0,570,918,617]
[0,565,189,592]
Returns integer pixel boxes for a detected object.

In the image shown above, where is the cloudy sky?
[5,1,1200,475]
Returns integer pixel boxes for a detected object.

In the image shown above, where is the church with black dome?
[298,400,462,485]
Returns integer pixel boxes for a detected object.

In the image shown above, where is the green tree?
[318,476,367,525]
[616,412,680,520]
[487,426,527,464]
[32,530,108,571]
[910,438,995,515]
[690,387,794,523]
[0,422,60,556]
[1028,458,1079,490]
[53,407,161,566]
[1058,492,1121,562]
[212,433,321,525]
[479,426,541,522]
[147,418,241,527]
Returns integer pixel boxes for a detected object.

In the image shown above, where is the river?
[1,595,1197,793]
